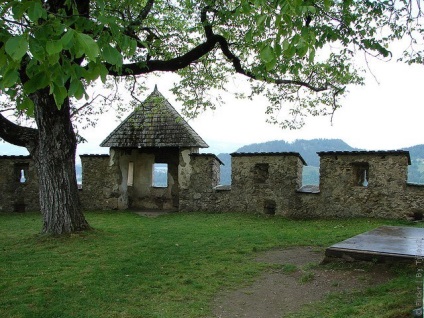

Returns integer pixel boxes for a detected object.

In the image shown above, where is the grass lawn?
[0,211,422,317]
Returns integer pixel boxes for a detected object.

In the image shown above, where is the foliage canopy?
[1,0,422,128]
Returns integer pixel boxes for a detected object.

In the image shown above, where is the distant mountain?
[73,139,424,186]
[237,139,359,166]
[217,139,424,186]
[217,153,232,185]
[403,145,424,184]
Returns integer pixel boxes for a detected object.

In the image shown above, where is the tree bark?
[31,89,91,235]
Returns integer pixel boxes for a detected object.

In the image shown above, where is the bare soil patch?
[212,246,394,318]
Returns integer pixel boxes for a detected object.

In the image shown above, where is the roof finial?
[154,84,158,92]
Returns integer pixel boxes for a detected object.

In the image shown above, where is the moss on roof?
[100,87,208,149]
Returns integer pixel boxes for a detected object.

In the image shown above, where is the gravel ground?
[212,246,394,318]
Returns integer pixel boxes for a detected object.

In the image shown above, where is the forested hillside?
[217,139,424,185]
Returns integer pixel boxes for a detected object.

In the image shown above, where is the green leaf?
[68,79,85,99]
[28,1,45,22]
[297,44,308,58]
[323,0,332,10]
[75,33,99,60]
[5,35,28,61]
[97,0,106,12]
[12,2,31,20]
[275,43,282,57]
[29,37,45,61]
[256,15,267,28]
[0,48,7,67]
[284,45,296,59]
[241,1,251,13]
[1,68,19,88]
[23,71,50,93]
[260,44,275,63]
[127,39,137,56]
[61,30,75,49]
[82,63,100,81]
[99,64,109,83]
[282,39,290,51]
[308,48,316,63]
[306,6,316,14]
[17,97,35,117]
[102,44,122,66]
[265,58,277,71]
[245,29,253,43]
[46,40,63,55]
[51,83,68,108]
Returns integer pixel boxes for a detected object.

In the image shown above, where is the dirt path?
[212,247,394,318]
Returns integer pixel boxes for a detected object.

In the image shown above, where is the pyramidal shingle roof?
[100,87,208,148]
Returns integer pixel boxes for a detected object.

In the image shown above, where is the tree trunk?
[31,90,91,235]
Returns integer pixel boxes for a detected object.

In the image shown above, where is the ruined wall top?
[0,155,31,159]
[189,153,225,165]
[80,154,110,158]
[230,152,307,165]
[317,150,411,165]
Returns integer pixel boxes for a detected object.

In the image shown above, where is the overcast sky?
[1,54,423,158]
[78,55,423,155]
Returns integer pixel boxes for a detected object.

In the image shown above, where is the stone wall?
[179,153,230,212]
[81,147,197,211]
[2,149,424,220]
[180,150,424,219]
[290,151,419,219]
[80,154,119,210]
[0,156,39,212]
[180,152,305,215]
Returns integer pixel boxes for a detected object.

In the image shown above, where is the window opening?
[152,163,168,188]
[253,163,269,184]
[20,169,26,183]
[127,162,134,186]
[353,163,369,187]
[14,163,29,183]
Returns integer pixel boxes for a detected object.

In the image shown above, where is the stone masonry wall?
[81,148,186,211]
[180,152,305,215]
[179,153,230,212]
[80,154,120,210]
[0,156,39,212]
[2,150,424,220]
[180,150,424,219]
[290,151,415,219]
[298,151,424,219]
[229,153,304,215]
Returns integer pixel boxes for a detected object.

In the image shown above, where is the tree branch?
[138,0,155,21]
[111,5,334,94]
[0,112,38,150]
[109,36,219,75]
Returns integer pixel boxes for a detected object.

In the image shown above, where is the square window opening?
[152,163,168,188]
[253,163,269,184]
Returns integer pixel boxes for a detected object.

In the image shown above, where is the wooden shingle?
[100,87,208,148]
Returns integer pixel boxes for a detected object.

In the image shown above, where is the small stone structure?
[1,88,423,219]
[80,86,208,211]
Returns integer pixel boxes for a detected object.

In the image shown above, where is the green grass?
[0,211,421,318]
[288,261,420,318]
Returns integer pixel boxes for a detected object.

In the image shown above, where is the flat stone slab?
[326,226,424,262]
